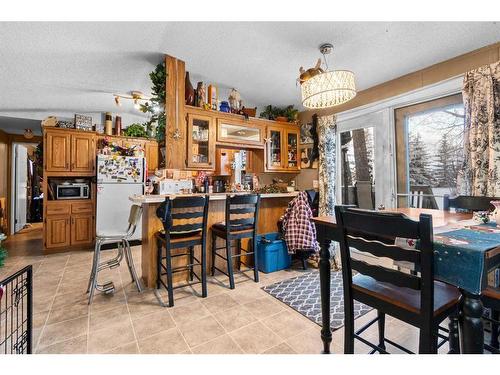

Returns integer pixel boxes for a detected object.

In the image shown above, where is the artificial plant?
[259,105,299,122]
[140,62,167,142]
[123,123,147,138]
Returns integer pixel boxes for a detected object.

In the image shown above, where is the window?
[395,94,465,209]
[340,127,375,208]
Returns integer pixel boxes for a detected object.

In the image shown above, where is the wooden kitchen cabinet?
[45,128,96,175]
[46,131,71,172]
[44,201,94,249]
[71,214,94,246]
[145,141,159,172]
[186,112,215,170]
[45,216,71,249]
[265,123,300,173]
[71,132,95,173]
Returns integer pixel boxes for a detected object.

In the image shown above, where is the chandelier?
[300,43,356,109]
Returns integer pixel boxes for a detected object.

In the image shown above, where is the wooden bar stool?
[211,194,260,289]
[154,195,209,307]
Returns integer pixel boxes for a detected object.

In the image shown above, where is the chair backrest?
[126,204,143,237]
[409,185,438,209]
[224,194,260,234]
[443,194,500,212]
[355,181,374,210]
[334,205,434,318]
[156,195,209,240]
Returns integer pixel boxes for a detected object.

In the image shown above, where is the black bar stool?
[154,195,209,307]
[211,194,261,289]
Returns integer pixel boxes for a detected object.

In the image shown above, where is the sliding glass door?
[336,110,393,209]
[394,94,465,209]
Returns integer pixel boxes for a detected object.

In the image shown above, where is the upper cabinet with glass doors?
[265,123,300,173]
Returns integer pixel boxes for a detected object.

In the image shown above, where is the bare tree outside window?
[407,103,465,204]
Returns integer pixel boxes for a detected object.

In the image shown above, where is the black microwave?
[56,183,90,200]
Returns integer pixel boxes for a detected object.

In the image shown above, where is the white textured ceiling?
[0,22,499,134]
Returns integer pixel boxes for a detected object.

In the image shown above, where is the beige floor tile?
[57,280,89,295]
[243,297,283,320]
[286,326,326,354]
[87,319,136,354]
[38,316,88,349]
[90,290,128,313]
[191,334,243,354]
[46,303,89,325]
[33,310,49,329]
[213,304,257,332]
[262,310,315,339]
[138,328,189,354]
[178,315,225,347]
[126,293,163,319]
[262,342,297,354]
[230,321,282,354]
[89,305,130,333]
[201,293,239,314]
[51,291,88,310]
[36,335,87,354]
[160,287,199,307]
[226,284,267,305]
[106,341,140,354]
[132,309,176,340]
[169,300,211,326]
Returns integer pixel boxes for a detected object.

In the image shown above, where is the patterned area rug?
[263,270,372,330]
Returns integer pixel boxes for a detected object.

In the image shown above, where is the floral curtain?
[459,61,500,196]
[317,114,337,216]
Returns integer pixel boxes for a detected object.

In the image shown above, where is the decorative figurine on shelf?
[228,88,241,113]
[185,72,195,106]
[219,101,230,113]
[195,82,205,108]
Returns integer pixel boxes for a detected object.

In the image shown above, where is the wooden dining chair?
[334,205,462,354]
[443,194,500,212]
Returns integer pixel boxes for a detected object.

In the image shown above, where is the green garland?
[140,62,167,142]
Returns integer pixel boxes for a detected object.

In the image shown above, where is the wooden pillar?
[164,55,186,170]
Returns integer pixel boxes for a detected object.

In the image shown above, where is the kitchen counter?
[129,191,299,204]
[132,191,298,288]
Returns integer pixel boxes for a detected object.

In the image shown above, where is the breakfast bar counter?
[130,192,298,287]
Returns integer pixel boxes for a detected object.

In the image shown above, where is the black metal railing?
[0,265,33,354]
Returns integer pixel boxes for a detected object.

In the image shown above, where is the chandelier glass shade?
[301,69,356,109]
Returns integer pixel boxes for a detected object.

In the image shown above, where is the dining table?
[312,208,500,354]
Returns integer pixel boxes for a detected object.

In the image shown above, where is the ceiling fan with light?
[113,91,152,110]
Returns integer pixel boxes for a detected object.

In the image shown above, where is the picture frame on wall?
[74,114,93,131]
[300,145,318,169]
[300,121,314,144]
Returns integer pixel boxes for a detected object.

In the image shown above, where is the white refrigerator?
[96,155,144,240]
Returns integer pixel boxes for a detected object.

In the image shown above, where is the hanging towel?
[281,191,320,254]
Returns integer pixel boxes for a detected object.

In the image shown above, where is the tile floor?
[0,246,450,354]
